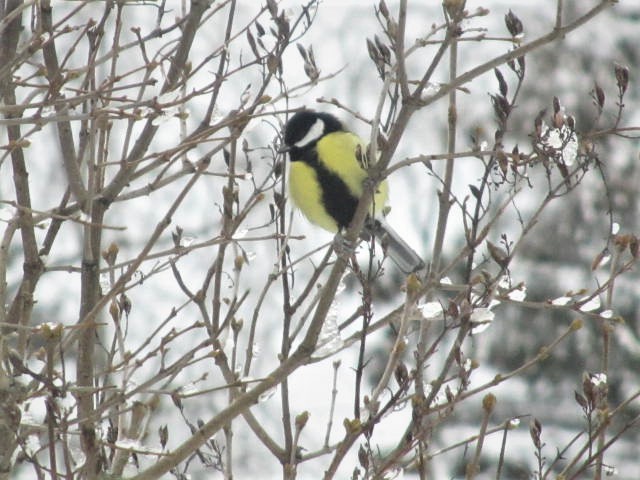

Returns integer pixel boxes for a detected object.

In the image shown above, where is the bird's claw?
[332,231,357,260]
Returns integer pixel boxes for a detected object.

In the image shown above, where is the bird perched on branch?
[280,109,424,274]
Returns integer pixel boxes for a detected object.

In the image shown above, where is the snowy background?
[3,0,640,478]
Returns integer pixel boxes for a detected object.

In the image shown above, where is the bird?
[280,109,424,274]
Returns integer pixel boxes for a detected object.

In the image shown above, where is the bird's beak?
[277,144,291,154]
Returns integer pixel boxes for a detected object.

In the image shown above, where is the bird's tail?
[365,218,425,274]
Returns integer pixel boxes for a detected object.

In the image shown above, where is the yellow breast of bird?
[289,131,389,233]
[316,132,370,196]
[289,159,339,232]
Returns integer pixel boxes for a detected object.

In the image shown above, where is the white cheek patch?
[294,118,325,148]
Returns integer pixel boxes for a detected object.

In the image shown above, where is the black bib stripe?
[293,148,358,230]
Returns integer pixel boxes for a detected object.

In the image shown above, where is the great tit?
[281,110,424,274]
